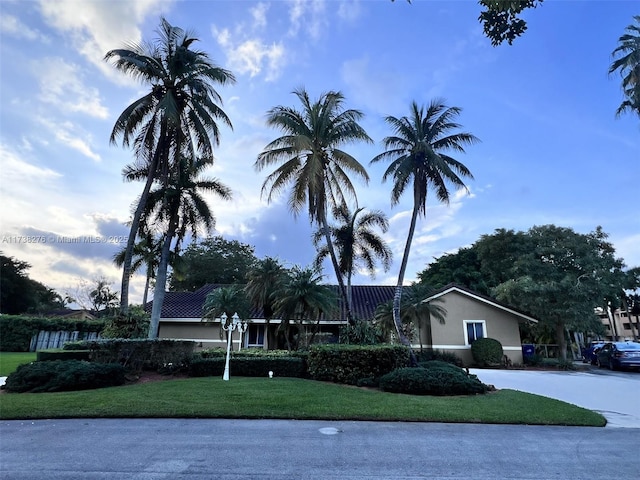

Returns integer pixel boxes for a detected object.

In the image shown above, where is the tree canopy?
[417,225,634,358]
[169,236,258,291]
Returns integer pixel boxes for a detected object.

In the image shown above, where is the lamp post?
[221,312,247,381]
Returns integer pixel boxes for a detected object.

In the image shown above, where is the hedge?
[307,344,410,385]
[36,349,91,362]
[0,315,104,352]
[71,338,196,372]
[379,363,489,396]
[189,356,305,378]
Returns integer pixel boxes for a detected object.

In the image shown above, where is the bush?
[379,364,489,396]
[556,358,577,371]
[81,339,195,372]
[189,356,305,378]
[307,344,410,385]
[100,307,150,339]
[3,360,125,393]
[36,349,90,362]
[471,337,504,367]
[524,353,543,366]
[415,349,464,367]
[339,320,384,345]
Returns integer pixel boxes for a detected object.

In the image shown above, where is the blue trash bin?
[522,344,535,357]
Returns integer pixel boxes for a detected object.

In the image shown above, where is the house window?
[246,324,265,348]
[464,320,486,346]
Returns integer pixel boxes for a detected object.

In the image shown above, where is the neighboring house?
[43,309,97,321]
[152,283,537,365]
[596,307,640,341]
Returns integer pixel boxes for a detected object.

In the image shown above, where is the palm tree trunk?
[321,216,354,324]
[148,217,176,339]
[119,171,155,316]
[394,203,420,366]
[555,321,567,361]
[142,273,150,307]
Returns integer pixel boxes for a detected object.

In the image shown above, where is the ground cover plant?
[0,376,605,426]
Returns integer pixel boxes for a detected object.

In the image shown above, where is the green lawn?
[0,376,605,426]
[0,352,36,376]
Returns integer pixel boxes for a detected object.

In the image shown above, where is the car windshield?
[615,342,640,350]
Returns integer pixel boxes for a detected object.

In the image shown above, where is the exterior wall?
[159,322,230,350]
[423,291,525,366]
[598,309,639,341]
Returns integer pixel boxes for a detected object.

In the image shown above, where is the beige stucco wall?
[159,322,230,350]
[420,291,525,366]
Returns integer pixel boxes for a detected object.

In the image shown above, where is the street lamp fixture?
[220,312,247,381]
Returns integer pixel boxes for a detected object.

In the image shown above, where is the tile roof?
[150,282,537,323]
[152,284,398,321]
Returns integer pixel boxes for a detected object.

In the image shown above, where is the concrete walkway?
[470,367,640,428]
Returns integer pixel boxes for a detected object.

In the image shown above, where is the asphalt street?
[1,419,639,479]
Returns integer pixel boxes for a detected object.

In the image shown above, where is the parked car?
[596,342,640,370]
[582,341,605,364]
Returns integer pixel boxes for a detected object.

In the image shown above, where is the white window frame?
[463,320,487,347]
[245,324,265,348]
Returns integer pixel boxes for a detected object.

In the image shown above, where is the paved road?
[470,366,640,428]
[1,418,639,479]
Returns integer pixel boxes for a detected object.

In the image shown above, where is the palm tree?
[113,233,161,306]
[609,16,640,119]
[272,266,338,349]
[134,155,232,338]
[105,18,235,316]
[371,100,478,354]
[254,88,372,325]
[313,205,392,309]
[245,257,289,349]
[373,284,446,349]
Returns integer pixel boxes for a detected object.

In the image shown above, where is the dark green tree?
[170,236,258,291]
[371,99,478,353]
[417,247,488,294]
[106,18,235,316]
[255,88,372,325]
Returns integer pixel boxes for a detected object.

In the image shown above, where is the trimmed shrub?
[3,360,125,393]
[0,315,104,352]
[471,337,504,367]
[100,307,150,339]
[189,356,305,378]
[36,349,90,362]
[307,344,410,385]
[415,349,464,367]
[80,338,195,372]
[379,364,489,396]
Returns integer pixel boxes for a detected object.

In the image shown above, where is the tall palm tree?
[105,18,235,316]
[610,16,640,119]
[133,155,232,338]
[371,100,478,354]
[313,205,392,309]
[245,257,289,348]
[273,266,338,350]
[254,88,372,325]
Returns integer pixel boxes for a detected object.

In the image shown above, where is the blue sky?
[1,0,638,305]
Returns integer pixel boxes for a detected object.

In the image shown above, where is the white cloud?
[250,2,269,29]
[287,0,327,41]
[0,14,49,42]
[37,57,109,119]
[213,26,286,82]
[337,0,362,23]
[38,118,101,162]
[38,0,171,84]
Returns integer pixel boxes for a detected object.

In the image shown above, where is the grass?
[0,352,36,376]
[0,376,605,426]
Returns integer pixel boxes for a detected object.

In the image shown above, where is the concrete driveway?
[470,366,640,428]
